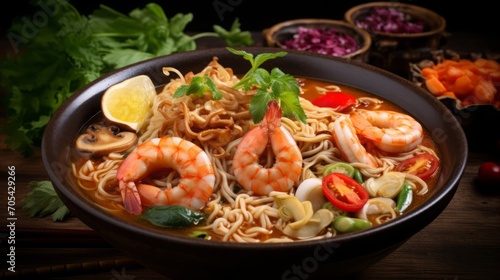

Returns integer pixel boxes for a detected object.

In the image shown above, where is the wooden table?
[1,32,499,280]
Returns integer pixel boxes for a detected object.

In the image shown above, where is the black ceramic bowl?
[42,47,467,280]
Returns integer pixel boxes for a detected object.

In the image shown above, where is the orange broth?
[71,77,441,240]
[298,77,440,211]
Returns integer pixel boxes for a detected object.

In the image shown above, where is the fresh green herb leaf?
[140,205,206,228]
[249,89,273,124]
[89,4,253,69]
[173,75,223,100]
[238,68,272,91]
[227,47,307,124]
[89,3,198,69]
[21,181,71,222]
[228,49,287,83]
[211,18,254,47]
[1,1,253,157]
[101,49,156,71]
[277,90,306,122]
[1,0,103,156]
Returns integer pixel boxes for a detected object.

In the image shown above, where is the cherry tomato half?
[477,162,500,185]
[395,153,439,180]
[311,92,357,112]
[322,172,369,212]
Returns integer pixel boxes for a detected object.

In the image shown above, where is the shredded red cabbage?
[355,7,424,34]
[282,26,360,57]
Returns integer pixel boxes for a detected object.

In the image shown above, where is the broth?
[297,77,439,212]
[70,66,440,242]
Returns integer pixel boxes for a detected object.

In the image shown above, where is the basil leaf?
[141,205,205,228]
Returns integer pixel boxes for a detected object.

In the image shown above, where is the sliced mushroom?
[275,194,310,226]
[283,209,333,239]
[75,123,137,156]
[274,194,334,239]
[363,171,405,198]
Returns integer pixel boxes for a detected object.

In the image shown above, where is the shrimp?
[331,115,379,168]
[232,100,302,196]
[350,109,423,153]
[116,136,215,215]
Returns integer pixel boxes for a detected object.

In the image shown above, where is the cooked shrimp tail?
[232,100,303,195]
[119,181,143,215]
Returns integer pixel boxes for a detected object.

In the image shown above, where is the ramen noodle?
[71,55,440,243]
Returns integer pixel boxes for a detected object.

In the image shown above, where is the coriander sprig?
[173,75,223,100]
[1,1,254,157]
[89,3,254,70]
[22,181,71,222]
[172,48,308,124]
[227,47,307,124]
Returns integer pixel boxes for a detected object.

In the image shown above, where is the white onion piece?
[356,197,396,220]
[363,171,405,198]
[294,178,327,212]
[365,197,395,215]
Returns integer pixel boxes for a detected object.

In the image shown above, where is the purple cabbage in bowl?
[263,19,371,61]
[282,26,360,57]
[355,7,425,34]
[345,2,446,76]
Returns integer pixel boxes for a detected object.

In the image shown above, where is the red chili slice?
[311,92,357,112]
[395,153,440,180]
[322,172,369,212]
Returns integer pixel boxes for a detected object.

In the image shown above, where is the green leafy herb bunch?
[0,0,253,156]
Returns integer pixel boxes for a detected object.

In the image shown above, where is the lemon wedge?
[101,75,156,132]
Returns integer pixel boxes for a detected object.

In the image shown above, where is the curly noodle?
[72,56,440,243]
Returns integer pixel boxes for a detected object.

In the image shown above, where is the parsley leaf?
[173,75,223,100]
[21,181,72,222]
[174,48,307,124]
[90,3,253,69]
[227,48,307,124]
[0,1,254,157]
[89,3,197,69]
[205,18,254,47]
[1,0,102,156]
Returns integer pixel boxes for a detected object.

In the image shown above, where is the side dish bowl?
[42,47,467,279]
[263,19,371,62]
[345,1,446,76]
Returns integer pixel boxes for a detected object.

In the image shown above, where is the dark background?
[0,0,495,38]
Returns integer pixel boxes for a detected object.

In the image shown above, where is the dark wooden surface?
[1,32,499,280]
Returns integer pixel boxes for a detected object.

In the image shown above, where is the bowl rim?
[42,46,467,250]
[344,1,446,38]
[262,18,372,59]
